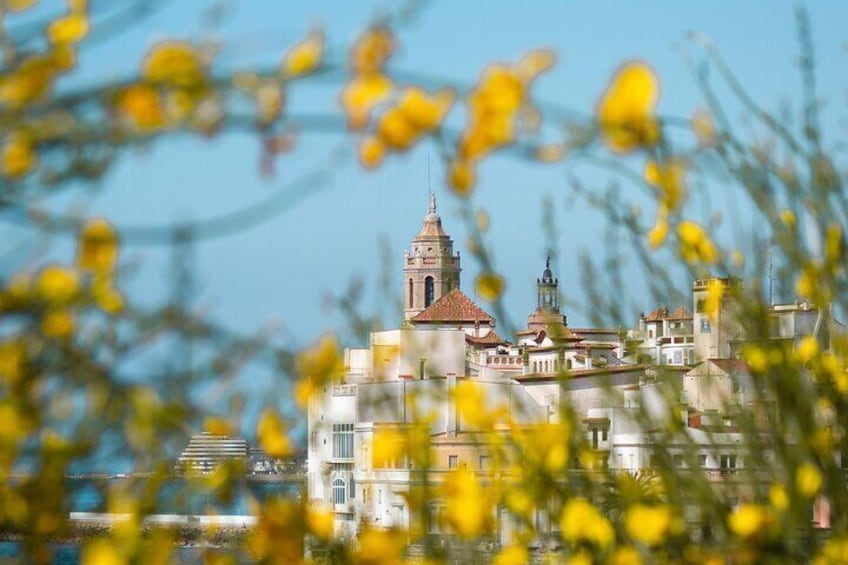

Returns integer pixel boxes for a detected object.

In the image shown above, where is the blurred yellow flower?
[796,336,819,363]
[294,334,343,408]
[612,546,643,565]
[36,265,79,304]
[77,218,119,273]
[115,84,165,130]
[1,134,37,179]
[341,74,394,130]
[350,26,394,75]
[203,416,236,437]
[358,136,385,169]
[282,29,324,77]
[535,143,567,163]
[372,428,405,468]
[647,218,669,249]
[779,208,796,229]
[81,537,124,565]
[47,13,89,45]
[0,341,25,384]
[305,506,334,541]
[397,87,454,130]
[796,463,822,498]
[728,503,767,538]
[256,408,294,458]
[42,309,75,339]
[476,272,505,302]
[769,483,789,512]
[142,41,205,88]
[597,62,660,153]
[91,276,124,314]
[559,498,614,548]
[626,503,671,546]
[6,0,37,11]
[448,158,476,196]
[677,220,718,265]
[442,468,490,538]
[494,544,528,565]
[644,157,686,212]
[352,528,404,565]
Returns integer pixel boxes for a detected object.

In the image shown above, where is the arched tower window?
[408,278,414,309]
[333,478,346,505]
[425,276,434,307]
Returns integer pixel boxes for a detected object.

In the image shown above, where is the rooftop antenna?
[768,249,775,306]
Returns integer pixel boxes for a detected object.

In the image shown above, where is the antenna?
[768,249,774,306]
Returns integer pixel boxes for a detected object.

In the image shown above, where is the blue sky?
[7,1,848,429]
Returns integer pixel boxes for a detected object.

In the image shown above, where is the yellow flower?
[282,29,324,77]
[203,416,236,437]
[358,136,385,169]
[769,483,789,512]
[81,537,124,565]
[255,83,283,124]
[352,528,404,565]
[677,220,718,264]
[91,276,124,314]
[376,108,417,151]
[397,87,455,130]
[36,265,79,304]
[372,428,405,468]
[350,26,394,75]
[796,336,819,364]
[559,498,614,548]
[742,344,768,373]
[448,158,476,196]
[142,41,205,88]
[494,544,528,565]
[1,134,37,179]
[340,74,394,130]
[644,157,686,212]
[293,334,343,408]
[115,84,165,130]
[647,218,669,249]
[626,504,672,546]
[442,468,490,538]
[0,341,25,384]
[728,503,767,538]
[597,61,661,153]
[516,49,556,81]
[47,13,89,45]
[77,218,119,273]
[476,272,505,302]
[305,506,334,541]
[612,546,643,565]
[42,309,75,339]
[779,208,796,229]
[796,463,823,498]
[814,536,848,565]
[256,408,293,458]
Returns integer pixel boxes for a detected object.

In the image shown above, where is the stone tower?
[403,194,461,320]
[526,257,568,332]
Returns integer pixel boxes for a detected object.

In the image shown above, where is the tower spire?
[428,191,436,214]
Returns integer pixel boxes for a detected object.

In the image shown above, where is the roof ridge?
[411,288,494,323]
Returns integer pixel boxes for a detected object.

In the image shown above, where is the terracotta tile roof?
[465,330,508,346]
[709,358,749,374]
[411,288,494,324]
[667,306,693,321]
[643,307,669,321]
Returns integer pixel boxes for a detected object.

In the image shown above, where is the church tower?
[526,257,568,332]
[403,194,461,320]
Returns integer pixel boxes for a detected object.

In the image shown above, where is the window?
[701,319,711,333]
[648,329,654,339]
[448,455,458,469]
[699,454,708,468]
[349,475,355,499]
[673,350,682,365]
[332,423,354,459]
[673,454,685,468]
[602,429,608,442]
[332,478,346,505]
[479,456,491,471]
[591,429,599,449]
[408,278,413,308]
[424,276,434,307]
[720,454,737,473]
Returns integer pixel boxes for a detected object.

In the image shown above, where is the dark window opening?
[425,276,434,307]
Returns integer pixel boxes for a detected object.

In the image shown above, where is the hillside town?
[306,195,841,541]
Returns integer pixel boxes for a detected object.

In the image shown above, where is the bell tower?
[403,194,461,320]
[526,256,568,332]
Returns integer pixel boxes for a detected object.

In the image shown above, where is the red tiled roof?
[709,358,749,374]
[465,330,508,346]
[667,306,693,321]
[411,289,494,324]
[643,307,669,321]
